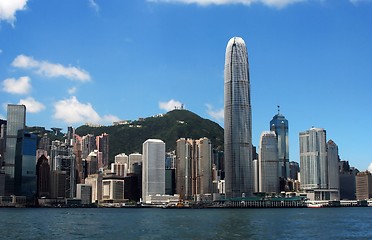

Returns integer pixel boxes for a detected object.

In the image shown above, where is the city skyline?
[0,0,371,171]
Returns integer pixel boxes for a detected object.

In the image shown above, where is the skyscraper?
[270,107,289,179]
[258,131,279,193]
[224,37,252,198]
[299,128,327,190]
[142,139,165,203]
[4,104,26,195]
[327,140,340,190]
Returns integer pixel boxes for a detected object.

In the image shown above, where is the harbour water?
[1,207,372,239]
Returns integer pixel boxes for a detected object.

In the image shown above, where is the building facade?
[4,104,26,196]
[258,131,279,193]
[142,139,165,204]
[224,37,253,198]
[356,171,372,200]
[270,109,289,179]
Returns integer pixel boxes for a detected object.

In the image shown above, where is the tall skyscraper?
[270,107,289,179]
[142,139,165,203]
[327,140,340,190]
[4,104,26,195]
[96,133,109,168]
[299,128,327,190]
[224,36,253,198]
[258,131,279,193]
[15,130,37,198]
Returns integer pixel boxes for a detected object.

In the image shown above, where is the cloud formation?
[12,55,91,82]
[147,0,305,8]
[53,96,119,125]
[206,104,224,122]
[350,0,372,5]
[159,99,183,111]
[0,0,28,26]
[19,97,45,113]
[68,87,77,95]
[368,162,372,172]
[89,0,100,13]
[2,76,31,94]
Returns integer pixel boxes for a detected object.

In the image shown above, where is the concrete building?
[258,131,279,193]
[85,174,103,203]
[224,37,253,198]
[128,153,142,174]
[96,133,109,168]
[356,171,372,200]
[36,155,50,198]
[81,134,96,160]
[76,184,92,204]
[142,139,165,204]
[327,140,340,190]
[102,174,125,202]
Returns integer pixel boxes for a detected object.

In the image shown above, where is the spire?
[277,105,280,115]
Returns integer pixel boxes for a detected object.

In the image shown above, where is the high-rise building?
[258,131,279,193]
[194,138,212,197]
[300,128,327,190]
[224,37,253,198]
[327,140,340,190]
[96,133,109,168]
[85,174,102,203]
[299,127,339,200]
[36,155,50,198]
[270,107,289,179]
[356,171,372,200]
[0,119,7,167]
[142,139,165,204]
[50,141,76,199]
[176,138,193,199]
[14,130,37,198]
[289,161,300,180]
[128,153,142,174]
[4,104,26,195]
[81,134,96,160]
[339,160,358,200]
[76,184,92,204]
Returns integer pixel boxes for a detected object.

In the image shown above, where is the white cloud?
[12,55,91,82]
[18,97,45,113]
[0,49,3,54]
[147,0,305,8]
[350,0,372,5]
[368,162,372,172]
[53,96,119,125]
[2,76,31,94]
[0,0,28,26]
[159,99,183,111]
[68,87,77,95]
[89,0,100,13]
[206,104,224,122]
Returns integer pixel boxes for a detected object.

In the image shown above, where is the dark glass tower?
[270,107,289,179]
[4,104,26,195]
[224,37,252,198]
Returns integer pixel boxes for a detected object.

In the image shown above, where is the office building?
[142,139,165,204]
[339,160,358,200]
[327,140,340,190]
[270,107,289,179]
[128,153,142,174]
[96,133,109,168]
[85,174,103,203]
[289,161,300,180]
[102,174,125,202]
[36,155,50,198]
[176,138,193,199]
[4,104,26,195]
[81,134,96,160]
[356,171,372,200]
[76,184,92,204]
[299,127,339,200]
[258,131,279,193]
[14,130,37,198]
[50,141,76,198]
[224,37,253,198]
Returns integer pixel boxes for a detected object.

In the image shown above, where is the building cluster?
[0,36,371,207]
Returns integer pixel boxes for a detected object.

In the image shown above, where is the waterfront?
[1,208,372,239]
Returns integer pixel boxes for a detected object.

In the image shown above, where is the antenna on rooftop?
[277,105,280,115]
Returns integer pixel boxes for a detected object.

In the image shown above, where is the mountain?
[75,109,224,162]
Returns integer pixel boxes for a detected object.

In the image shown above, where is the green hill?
[75,109,224,162]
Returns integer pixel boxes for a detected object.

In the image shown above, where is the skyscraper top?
[226,37,246,48]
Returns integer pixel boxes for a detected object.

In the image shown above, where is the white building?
[85,174,102,203]
[142,139,165,204]
[102,175,125,202]
[259,131,279,193]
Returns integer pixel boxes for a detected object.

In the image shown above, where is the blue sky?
[1,0,371,170]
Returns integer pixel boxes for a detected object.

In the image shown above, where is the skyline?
[0,0,371,171]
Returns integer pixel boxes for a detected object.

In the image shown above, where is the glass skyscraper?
[4,104,26,195]
[270,109,289,179]
[259,131,279,193]
[224,37,253,198]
